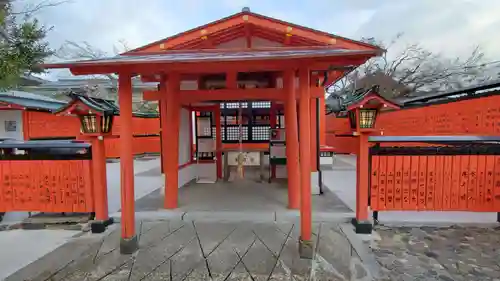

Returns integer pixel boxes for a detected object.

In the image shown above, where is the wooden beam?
[143,88,286,103]
[69,56,371,77]
[245,23,252,48]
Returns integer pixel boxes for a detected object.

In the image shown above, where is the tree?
[0,0,59,89]
[328,33,498,98]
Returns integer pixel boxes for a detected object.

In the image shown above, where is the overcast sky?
[15,0,500,79]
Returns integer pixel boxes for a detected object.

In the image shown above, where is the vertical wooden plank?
[370,155,379,211]
[48,161,57,213]
[450,155,461,210]
[410,156,419,210]
[10,161,20,211]
[385,156,395,210]
[467,155,478,210]
[82,160,94,212]
[402,156,412,210]
[494,155,500,211]
[434,155,443,210]
[484,155,495,211]
[0,162,3,212]
[393,156,403,210]
[71,160,80,212]
[417,156,427,210]
[378,156,387,210]
[43,160,52,212]
[459,155,470,210]
[77,160,88,212]
[476,155,486,211]
[426,155,436,210]
[33,161,42,212]
[4,161,13,211]
[26,161,34,211]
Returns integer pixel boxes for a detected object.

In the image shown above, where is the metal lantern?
[100,114,114,133]
[79,114,99,134]
[79,113,114,134]
[358,108,377,129]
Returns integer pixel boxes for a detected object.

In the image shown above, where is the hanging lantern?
[79,114,98,134]
[358,108,377,129]
[78,113,114,134]
[100,114,114,133]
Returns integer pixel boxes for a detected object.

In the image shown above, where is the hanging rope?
[237,101,245,179]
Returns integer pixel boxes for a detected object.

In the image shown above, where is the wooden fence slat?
[378,156,387,210]
[385,156,395,210]
[402,156,412,210]
[476,155,486,211]
[459,155,470,210]
[467,155,478,210]
[450,156,461,210]
[434,156,443,210]
[484,156,495,210]
[393,156,403,210]
[410,156,419,209]
[494,156,500,211]
[370,155,379,211]
[426,156,436,210]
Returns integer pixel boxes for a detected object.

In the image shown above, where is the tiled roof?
[44,48,380,69]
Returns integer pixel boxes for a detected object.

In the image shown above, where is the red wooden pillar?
[309,95,318,172]
[319,95,326,146]
[92,137,108,221]
[356,118,370,223]
[188,109,194,162]
[118,73,137,254]
[159,81,168,174]
[270,102,277,179]
[215,106,222,179]
[284,69,300,209]
[298,68,312,244]
[165,73,181,209]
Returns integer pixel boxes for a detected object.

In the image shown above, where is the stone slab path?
[7,221,375,281]
[373,225,500,281]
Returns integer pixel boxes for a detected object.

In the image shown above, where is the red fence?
[0,160,94,213]
[369,146,500,212]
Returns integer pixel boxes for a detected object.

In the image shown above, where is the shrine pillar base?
[120,235,139,255]
[298,238,314,259]
[91,217,115,234]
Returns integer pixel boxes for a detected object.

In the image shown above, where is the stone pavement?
[7,220,376,281]
[372,225,500,281]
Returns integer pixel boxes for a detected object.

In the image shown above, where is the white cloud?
[15,0,500,79]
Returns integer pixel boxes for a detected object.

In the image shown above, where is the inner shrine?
[43,7,382,255]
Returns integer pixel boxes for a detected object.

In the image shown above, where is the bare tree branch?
[11,0,70,16]
[329,33,495,98]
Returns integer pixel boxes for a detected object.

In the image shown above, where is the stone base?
[120,235,139,255]
[90,217,114,234]
[351,218,373,234]
[298,238,314,259]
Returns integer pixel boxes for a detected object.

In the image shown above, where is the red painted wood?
[0,160,93,213]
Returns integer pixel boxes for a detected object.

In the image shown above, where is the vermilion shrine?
[43,8,382,254]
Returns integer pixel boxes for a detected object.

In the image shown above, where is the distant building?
[21,77,158,112]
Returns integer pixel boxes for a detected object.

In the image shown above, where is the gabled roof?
[55,92,159,118]
[0,90,66,112]
[124,9,382,54]
[45,47,380,70]
[55,93,120,116]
